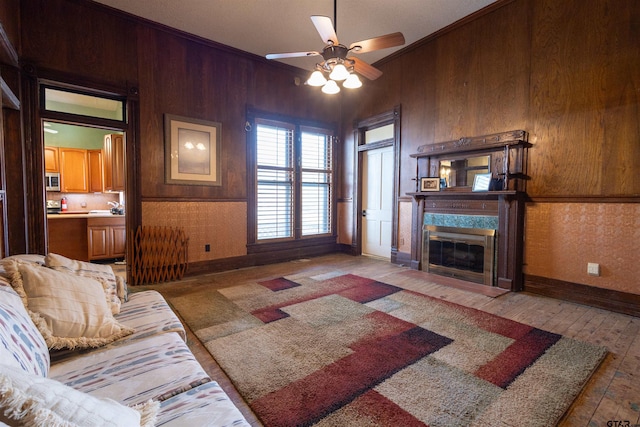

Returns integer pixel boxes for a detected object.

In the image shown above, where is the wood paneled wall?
[341,0,640,295]
[15,0,341,264]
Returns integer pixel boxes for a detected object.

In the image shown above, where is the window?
[251,115,334,243]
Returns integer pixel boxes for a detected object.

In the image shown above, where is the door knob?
[362,210,366,217]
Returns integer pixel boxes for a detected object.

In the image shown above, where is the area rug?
[168,273,607,427]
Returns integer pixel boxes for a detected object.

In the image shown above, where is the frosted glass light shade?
[343,73,362,89]
[329,63,350,81]
[321,80,340,94]
[307,71,327,87]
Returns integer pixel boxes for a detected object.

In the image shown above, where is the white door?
[362,145,393,258]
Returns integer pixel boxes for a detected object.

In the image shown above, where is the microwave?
[45,172,61,192]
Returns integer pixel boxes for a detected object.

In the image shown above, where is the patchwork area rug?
[169,273,607,427]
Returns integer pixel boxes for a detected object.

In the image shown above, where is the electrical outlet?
[205,244,210,252]
[587,263,600,276]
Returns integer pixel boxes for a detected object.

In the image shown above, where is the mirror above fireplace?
[439,155,490,189]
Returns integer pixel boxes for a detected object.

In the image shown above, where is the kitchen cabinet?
[44,146,59,173]
[87,216,126,260]
[59,148,89,193]
[88,149,104,193]
[103,134,125,192]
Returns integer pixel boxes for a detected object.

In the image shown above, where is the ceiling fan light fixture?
[329,63,350,81]
[307,70,328,86]
[343,73,362,89]
[321,79,340,94]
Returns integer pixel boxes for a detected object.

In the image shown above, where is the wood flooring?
[137,253,640,427]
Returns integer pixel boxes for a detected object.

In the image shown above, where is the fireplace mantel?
[407,131,531,291]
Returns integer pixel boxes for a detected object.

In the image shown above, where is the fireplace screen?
[423,225,496,286]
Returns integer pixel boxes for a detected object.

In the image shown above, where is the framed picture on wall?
[420,177,440,192]
[164,114,222,186]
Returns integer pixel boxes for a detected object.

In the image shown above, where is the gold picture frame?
[165,114,221,186]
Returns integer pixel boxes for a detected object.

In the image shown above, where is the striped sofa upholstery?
[0,256,251,426]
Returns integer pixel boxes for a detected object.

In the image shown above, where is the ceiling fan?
[265,4,405,94]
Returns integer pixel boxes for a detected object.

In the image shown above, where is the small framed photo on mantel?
[420,177,440,192]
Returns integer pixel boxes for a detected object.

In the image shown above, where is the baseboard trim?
[186,244,341,276]
[524,274,640,318]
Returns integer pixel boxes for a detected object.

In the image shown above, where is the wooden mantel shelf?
[408,190,519,198]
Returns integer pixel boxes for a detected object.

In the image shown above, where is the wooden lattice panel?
[129,226,189,285]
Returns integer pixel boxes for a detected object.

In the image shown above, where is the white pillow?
[45,253,122,314]
[0,364,158,427]
[2,260,134,350]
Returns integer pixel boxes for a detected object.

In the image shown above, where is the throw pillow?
[0,282,50,377]
[2,260,134,350]
[0,364,158,427]
[44,253,122,314]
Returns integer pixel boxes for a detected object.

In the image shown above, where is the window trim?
[246,109,337,251]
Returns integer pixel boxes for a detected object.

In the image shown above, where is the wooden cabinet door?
[44,146,59,173]
[104,134,125,192]
[88,149,104,193]
[88,226,109,259]
[60,148,88,193]
[110,224,126,257]
[87,217,125,260]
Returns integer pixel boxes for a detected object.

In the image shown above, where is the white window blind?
[301,130,332,236]
[256,123,294,240]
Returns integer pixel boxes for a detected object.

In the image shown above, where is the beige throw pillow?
[2,260,134,350]
[45,253,122,314]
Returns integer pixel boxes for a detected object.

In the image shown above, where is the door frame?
[353,105,401,258]
[20,65,140,270]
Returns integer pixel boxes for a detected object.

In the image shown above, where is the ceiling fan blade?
[349,32,405,54]
[266,51,320,60]
[350,57,383,80]
[311,15,339,45]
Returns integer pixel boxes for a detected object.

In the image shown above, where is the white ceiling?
[92,0,497,71]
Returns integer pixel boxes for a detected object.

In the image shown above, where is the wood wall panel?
[20,0,138,85]
[434,1,530,141]
[399,44,437,196]
[529,0,640,196]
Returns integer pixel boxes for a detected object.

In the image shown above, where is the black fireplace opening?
[423,225,496,286]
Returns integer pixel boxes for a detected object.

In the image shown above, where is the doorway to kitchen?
[40,85,128,264]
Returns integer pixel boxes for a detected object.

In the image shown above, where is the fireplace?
[408,130,531,291]
[423,225,495,286]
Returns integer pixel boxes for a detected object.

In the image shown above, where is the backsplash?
[46,192,119,212]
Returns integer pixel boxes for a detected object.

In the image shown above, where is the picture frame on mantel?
[472,173,492,192]
[420,177,440,192]
[164,114,222,186]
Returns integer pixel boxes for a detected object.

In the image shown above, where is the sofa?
[0,254,251,426]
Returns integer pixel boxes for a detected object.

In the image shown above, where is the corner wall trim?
[524,274,640,318]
